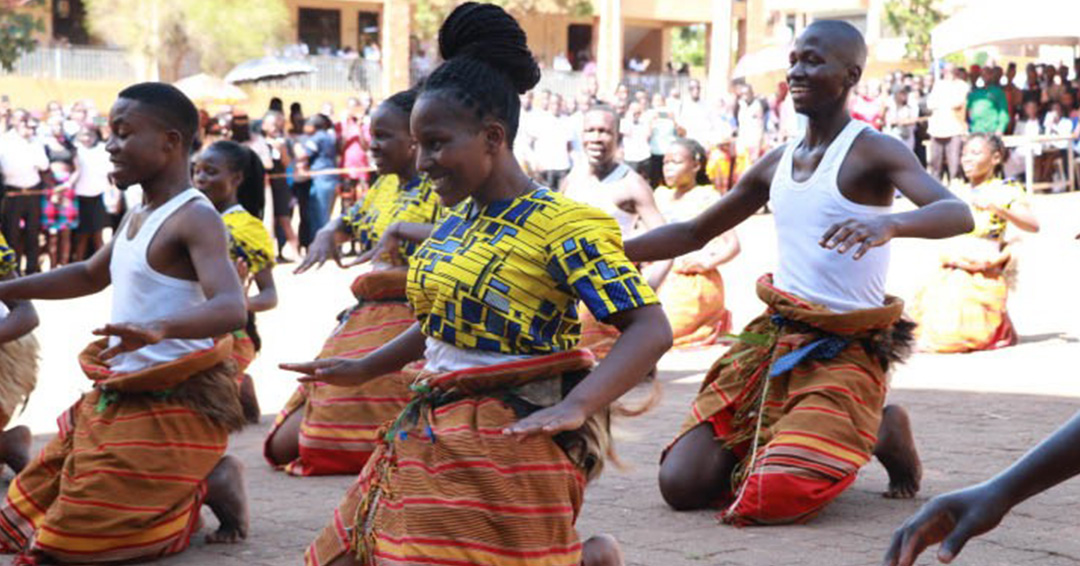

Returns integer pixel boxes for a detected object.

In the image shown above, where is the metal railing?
[537,70,698,99]
[251,57,382,94]
[1,45,138,82]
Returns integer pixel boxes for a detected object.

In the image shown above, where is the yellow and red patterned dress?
[305,187,658,566]
[265,174,443,476]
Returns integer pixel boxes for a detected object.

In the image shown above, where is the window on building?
[567,24,593,71]
[358,11,380,60]
[299,8,342,56]
[53,0,92,45]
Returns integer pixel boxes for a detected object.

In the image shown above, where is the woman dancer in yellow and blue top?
[0,231,37,474]
[266,87,443,476]
[654,138,740,348]
[194,140,279,422]
[910,134,1039,352]
[283,4,672,565]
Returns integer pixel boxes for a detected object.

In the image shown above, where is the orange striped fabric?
[658,270,733,349]
[265,270,420,476]
[0,341,233,563]
[231,329,257,385]
[910,265,1016,353]
[305,350,596,566]
[673,275,904,525]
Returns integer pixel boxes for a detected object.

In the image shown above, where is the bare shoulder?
[740,143,787,188]
[172,199,228,243]
[851,129,917,168]
[620,167,653,200]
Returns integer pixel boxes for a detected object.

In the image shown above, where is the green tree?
[0,0,44,73]
[412,0,593,46]
[671,24,707,69]
[84,0,289,81]
[884,0,944,63]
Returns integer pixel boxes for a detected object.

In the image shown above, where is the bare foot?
[0,426,32,474]
[204,455,249,543]
[874,405,922,499]
[239,374,261,425]
[583,534,624,566]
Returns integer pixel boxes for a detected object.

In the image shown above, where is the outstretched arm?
[624,146,780,263]
[625,175,674,288]
[823,134,974,259]
[295,216,352,274]
[348,222,435,267]
[884,412,1080,566]
[0,241,113,301]
[280,322,426,386]
[504,304,672,436]
[246,267,278,313]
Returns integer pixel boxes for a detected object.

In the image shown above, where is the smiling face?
[411,94,493,208]
[581,109,618,169]
[192,147,241,211]
[662,143,698,189]
[960,137,1001,185]
[369,102,415,177]
[105,98,181,189]
[786,25,862,116]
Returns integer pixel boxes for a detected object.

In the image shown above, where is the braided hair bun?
[439,2,540,94]
[423,2,539,146]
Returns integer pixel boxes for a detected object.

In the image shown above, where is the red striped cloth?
[306,350,597,566]
[0,339,235,563]
[673,275,905,525]
[265,270,420,476]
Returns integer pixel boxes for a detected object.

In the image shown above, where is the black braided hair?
[422,2,541,147]
[383,85,422,117]
[206,140,266,219]
[671,137,710,186]
[964,133,1008,180]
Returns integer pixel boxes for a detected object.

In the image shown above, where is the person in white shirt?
[69,127,113,261]
[529,91,573,189]
[926,64,970,181]
[677,80,711,146]
[0,115,49,274]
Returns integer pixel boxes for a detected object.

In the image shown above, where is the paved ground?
[13,192,1080,565]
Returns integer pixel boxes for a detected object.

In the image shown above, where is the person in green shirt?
[968,66,1010,134]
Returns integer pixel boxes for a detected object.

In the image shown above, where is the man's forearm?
[159,293,247,340]
[991,412,1080,510]
[390,222,434,244]
[625,222,704,263]
[890,199,974,240]
[0,263,106,300]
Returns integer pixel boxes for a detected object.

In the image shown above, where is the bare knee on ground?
[265,408,302,466]
[583,534,624,566]
[205,455,249,544]
[658,423,737,511]
[874,404,922,499]
[0,425,32,474]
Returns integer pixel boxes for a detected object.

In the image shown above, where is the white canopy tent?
[931,0,1080,59]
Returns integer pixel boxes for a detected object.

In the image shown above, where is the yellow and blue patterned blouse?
[0,232,15,278]
[407,187,659,355]
[950,178,1028,241]
[343,174,442,260]
[223,206,276,275]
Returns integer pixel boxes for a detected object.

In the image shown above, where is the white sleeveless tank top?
[108,188,214,373]
[771,120,892,313]
[563,162,638,237]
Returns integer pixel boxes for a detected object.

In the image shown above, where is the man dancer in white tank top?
[562,105,671,359]
[0,83,251,562]
[626,21,974,525]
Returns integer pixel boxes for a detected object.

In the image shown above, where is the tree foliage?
[884,0,944,63]
[412,0,594,46]
[671,24,706,69]
[0,0,44,72]
[84,0,289,81]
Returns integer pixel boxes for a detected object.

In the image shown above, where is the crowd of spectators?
[2,57,1077,275]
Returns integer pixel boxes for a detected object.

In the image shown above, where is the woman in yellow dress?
[655,138,740,347]
[0,231,37,474]
[911,134,1040,352]
[283,4,672,565]
[194,140,279,422]
[266,87,443,476]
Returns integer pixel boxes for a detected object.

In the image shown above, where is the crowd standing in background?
[1,58,1078,277]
